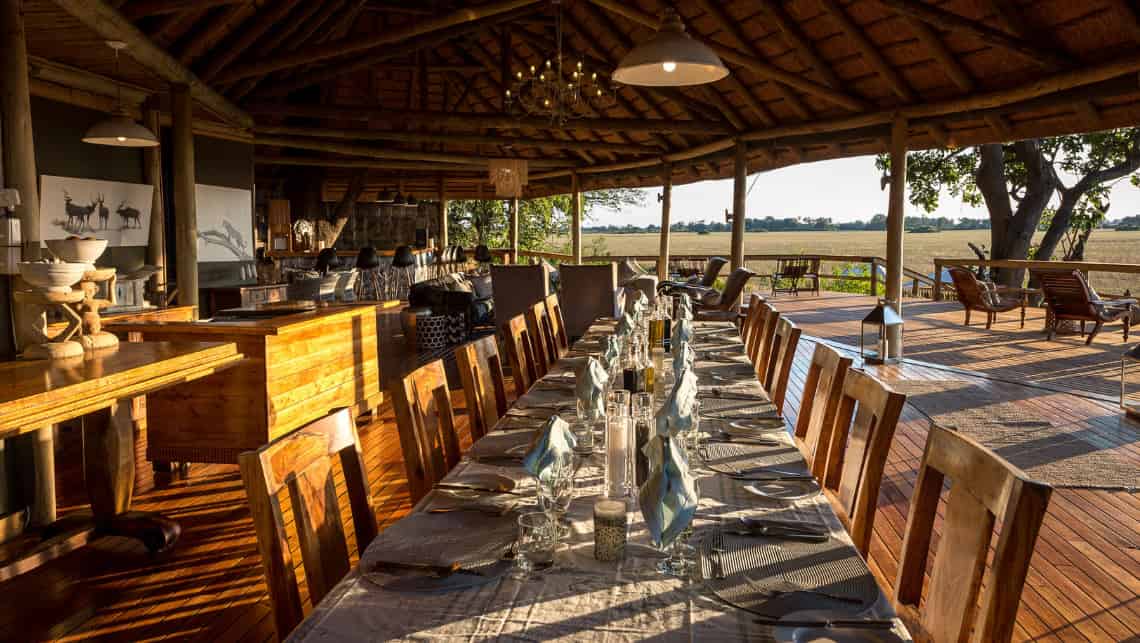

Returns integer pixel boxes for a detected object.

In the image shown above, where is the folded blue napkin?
[617,311,635,336]
[601,335,621,370]
[654,368,698,437]
[575,356,608,421]
[671,318,693,355]
[676,293,693,321]
[673,341,695,375]
[522,415,577,483]
[638,435,698,548]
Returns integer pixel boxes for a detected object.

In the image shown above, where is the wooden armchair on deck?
[947,267,1023,329]
[770,256,820,296]
[1033,268,1136,344]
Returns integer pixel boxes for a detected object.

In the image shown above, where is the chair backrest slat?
[793,343,853,479]
[740,293,764,351]
[455,336,509,440]
[526,300,558,375]
[390,359,460,503]
[746,300,774,365]
[755,307,781,379]
[501,314,538,398]
[823,369,905,556]
[894,425,1052,643]
[239,409,375,638]
[544,293,570,356]
[762,317,801,414]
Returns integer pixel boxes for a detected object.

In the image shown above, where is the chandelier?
[504,1,614,124]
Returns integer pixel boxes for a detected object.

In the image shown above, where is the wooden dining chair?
[793,343,853,479]
[760,316,801,415]
[544,293,570,356]
[739,293,764,349]
[894,425,1052,643]
[390,359,461,504]
[526,300,558,375]
[501,313,539,398]
[455,335,509,441]
[821,368,906,556]
[239,408,376,638]
[754,306,781,379]
[743,297,771,364]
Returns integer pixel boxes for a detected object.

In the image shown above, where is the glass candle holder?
[593,498,628,562]
[604,413,631,498]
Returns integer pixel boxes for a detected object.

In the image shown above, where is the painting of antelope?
[39,175,152,247]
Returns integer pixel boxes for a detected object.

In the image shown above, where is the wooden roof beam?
[255,156,486,173]
[907,17,974,92]
[216,0,543,83]
[585,0,868,112]
[251,127,663,156]
[52,0,251,127]
[254,6,535,98]
[871,0,1073,69]
[818,0,916,103]
[751,0,844,90]
[198,0,306,81]
[254,135,580,168]
[176,1,258,66]
[123,0,245,19]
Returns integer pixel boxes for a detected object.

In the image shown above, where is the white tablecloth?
[289,320,908,642]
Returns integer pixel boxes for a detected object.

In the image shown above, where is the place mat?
[467,428,535,461]
[698,529,880,618]
[699,441,811,476]
[892,380,1140,490]
[698,396,777,416]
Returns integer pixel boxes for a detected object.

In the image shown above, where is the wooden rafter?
[243,102,731,135]
[818,0,916,103]
[871,0,1073,69]
[122,0,245,19]
[585,0,868,112]
[216,0,543,83]
[253,5,538,98]
[751,0,844,91]
[253,126,664,155]
[254,135,580,167]
[198,0,316,81]
[176,1,256,66]
[52,0,251,127]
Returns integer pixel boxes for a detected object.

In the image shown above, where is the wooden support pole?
[886,118,908,357]
[730,140,747,273]
[508,197,519,264]
[657,162,672,281]
[1,0,40,259]
[932,259,942,301]
[571,172,582,264]
[437,179,448,249]
[142,105,166,299]
[171,84,198,312]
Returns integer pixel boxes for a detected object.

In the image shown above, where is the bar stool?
[475,244,493,273]
[355,246,382,300]
[391,245,417,300]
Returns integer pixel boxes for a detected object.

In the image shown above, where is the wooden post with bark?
[730,140,747,273]
[657,162,672,281]
[143,104,166,299]
[509,197,519,264]
[437,178,448,249]
[1,0,39,259]
[886,118,908,357]
[171,84,198,311]
[571,172,582,264]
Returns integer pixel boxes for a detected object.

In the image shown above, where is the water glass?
[607,389,631,416]
[513,512,556,578]
[537,469,575,537]
[571,419,595,454]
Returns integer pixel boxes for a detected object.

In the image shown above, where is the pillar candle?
[605,415,629,497]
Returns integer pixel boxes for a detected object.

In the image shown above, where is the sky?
[589,154,1140,228]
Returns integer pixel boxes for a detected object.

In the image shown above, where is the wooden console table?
[104,304,382,466]
[0,341,243,580]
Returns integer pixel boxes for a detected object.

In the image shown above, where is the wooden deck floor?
[1,294,1137,641]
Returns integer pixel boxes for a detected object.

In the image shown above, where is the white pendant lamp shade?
[82,112,159,147]
[613,9,728,87]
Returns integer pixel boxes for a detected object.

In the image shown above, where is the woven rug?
[891,380,1139,490]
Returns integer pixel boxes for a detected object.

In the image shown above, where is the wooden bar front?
[105,305,381,465]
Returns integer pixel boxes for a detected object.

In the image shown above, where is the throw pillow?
[470,274,493,299]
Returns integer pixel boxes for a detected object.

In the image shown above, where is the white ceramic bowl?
[45,238,107,265]
[18,261,88,293]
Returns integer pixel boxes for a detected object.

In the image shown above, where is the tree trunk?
[317,169,367,247]
[977,141,1056,286]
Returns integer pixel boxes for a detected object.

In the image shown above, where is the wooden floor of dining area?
[2,295,1138,642]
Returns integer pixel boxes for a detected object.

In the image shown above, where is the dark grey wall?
[32,96,145,184]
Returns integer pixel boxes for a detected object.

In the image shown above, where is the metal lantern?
[861,299,903,364]
[1122,344,1140,419]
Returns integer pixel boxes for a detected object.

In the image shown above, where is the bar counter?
[104,304,381,466]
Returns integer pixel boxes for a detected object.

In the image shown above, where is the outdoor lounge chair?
[693,267,758,322]
[947,267,1023,329]
[657,256,728,297]
[1033,268,1136,344]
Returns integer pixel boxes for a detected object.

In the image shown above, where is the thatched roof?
[25,0,1140,199]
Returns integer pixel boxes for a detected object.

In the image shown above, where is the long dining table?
[290,318,910,641]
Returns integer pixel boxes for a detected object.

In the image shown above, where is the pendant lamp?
[83,41,159,148]
[613,9,729,87]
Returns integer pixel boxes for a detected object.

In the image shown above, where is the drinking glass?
[607,389,631,417]
[571,418,595,454]
[537,467,575,538]
[655,513,696,578]
[604,412,632,498]
[513,511,556,579]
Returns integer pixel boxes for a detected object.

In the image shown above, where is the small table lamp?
[861,299,903,364]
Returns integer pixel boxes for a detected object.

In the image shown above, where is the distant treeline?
[585,214,992,234]
[1106,215,1140,231]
